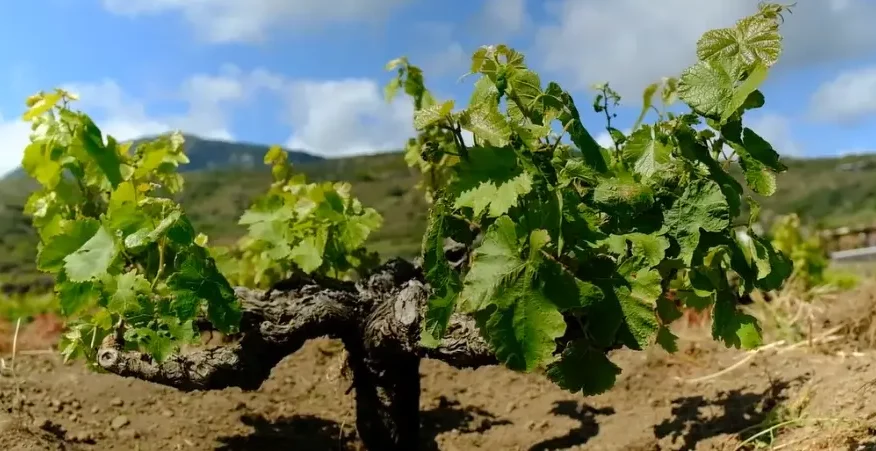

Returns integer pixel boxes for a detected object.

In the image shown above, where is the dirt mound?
[2,284,876,449]
[0,336,874,450]
[0,414,81,451]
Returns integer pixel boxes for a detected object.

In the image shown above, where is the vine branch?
[96,258,497,392]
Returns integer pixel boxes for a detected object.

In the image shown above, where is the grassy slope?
[2,150,876,289]
[0,151,428,288]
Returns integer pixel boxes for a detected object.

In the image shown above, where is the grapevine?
[16,4,799,450]
[401,2,795,394]
[211,146,383,289]
[20,90,240,365]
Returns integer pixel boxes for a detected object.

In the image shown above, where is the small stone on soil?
[118,428,140,439]
[110,415,130,430]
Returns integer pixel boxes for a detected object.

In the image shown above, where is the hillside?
[2,144,876,292]
[0,149,426,291]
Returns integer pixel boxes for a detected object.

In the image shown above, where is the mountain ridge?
[2,133,324,180]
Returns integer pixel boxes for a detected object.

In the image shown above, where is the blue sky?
[1,0,875,176]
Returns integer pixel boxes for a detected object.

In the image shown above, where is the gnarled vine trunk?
[96,259,497,450]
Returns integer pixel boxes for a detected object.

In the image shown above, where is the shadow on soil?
[215,376,812,451]
[653,376,808,451]
[215,395,511,450]
[528,400,615,451]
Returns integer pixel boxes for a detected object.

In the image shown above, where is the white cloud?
[63,75,244,142]
[809,66,876,123]
[747,113,802,157]
[101,0,410,43]
[422,42,468,78]
[413,0,531,78]
[63,79,174,140]
[481,0,529,36]
[0,113,34,176]
[534,0,876,97]
[412,23,470,78]
[0,69,262,176]
[281,79,413,156]
[0,66,422,175]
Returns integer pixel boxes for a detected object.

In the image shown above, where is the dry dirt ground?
[4,288,876,450]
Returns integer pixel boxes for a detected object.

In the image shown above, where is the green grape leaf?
[38,219,101,273]
[452,147,532,218]
[674,128,744,217]
[22,91,62,120]
[664,179,731,264]
[56,279,102,317]
[420,198,465,344]
[601,233,669,268]
[78,115,124,188]
[460,96,512,147]
[167,248,241,333]
[656,296,683,324]
[696,13,781,69]
[135,328,176,363]
[413,100,454,130]
[614,260,662,349]
[107,203,150,236]
[170,292,201,322]
[22,142,63,188]
[290,231,327,273]
[164,318,197,345]
[741,127,786,172]
[107,270,151,314]
[678,59,736,119]
[483,277,566,372]
[546,341,621,396]
[462,225,586,372]
[722,63,769,122]
[557,159,600,188]
[592,178,655,214]
[539,261,605,311]
[338,208,383,251]
[656,327,680,353]
[550,84,608,172]
[506,69,542,119]
[63,226,118,282]
[458,216,524,312]
[711,291,762,349]
[622,126,671,178]
[738,154,776,196]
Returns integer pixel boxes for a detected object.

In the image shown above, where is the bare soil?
[4,288,876,450]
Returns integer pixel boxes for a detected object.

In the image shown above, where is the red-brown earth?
[3,286,876,450]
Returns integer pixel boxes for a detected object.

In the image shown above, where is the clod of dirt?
[118,428,140,439]
[110,415,129,430]
[68,430,97,444]
[109,397,124,408]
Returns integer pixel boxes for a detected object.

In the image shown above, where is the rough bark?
[95,258,496,450]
